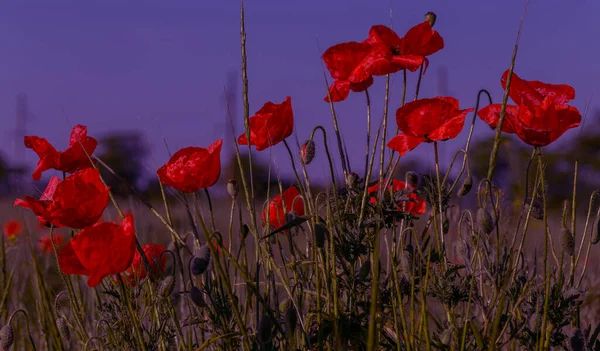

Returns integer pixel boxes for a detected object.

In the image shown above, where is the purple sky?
[1,0,598,187]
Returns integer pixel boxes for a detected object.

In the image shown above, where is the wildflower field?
[2,3,600,351]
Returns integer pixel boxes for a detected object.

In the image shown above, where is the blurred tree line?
[1,109,598,209]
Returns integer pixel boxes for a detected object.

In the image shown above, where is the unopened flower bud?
[405,171,421,190]
[158,275,175,297]
[57,317,70,342]
[257,315,273,345]
[457,174,473,197]
[443,217,450,235]
[358,258,371,281]
[241,224,249,240]
[0,325,14,350]
[227,180,239,199]
[314,223,327,248]
[525,198,543,220]
[285,304,297,338]
[425,12,437,27]
[191,245,211,276]
[476,208,494,234]
[560,227,575,257]
[592,217,600,245]
[346,172,359,189]
[568,328,586,351]
[190,285,204,307]
[300,140,316,165]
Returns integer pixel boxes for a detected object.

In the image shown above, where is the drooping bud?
[191,245,211,276]
[476,208,494,234]
[592,217,600,245]
[314,223,327,248]
[358,258,371,281]
[190,285,204,307]
[241,224,249,240]
[560,227,575,257]
[300,140,316,165]
[285,304,298,338]
[568,328,586,351]
[425,12,437,27]
[457,174,473,197]
[405,171,421,190]
[442,217,450,235]
[0,325,14,350]
[227,180,239,199]
[158,275,175,297]
[57,317,71,342]
[257,315,273,345]
[346,172,360,189]
[525,198,543,220]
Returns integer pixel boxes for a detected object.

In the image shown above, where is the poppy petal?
[387,134,425,156]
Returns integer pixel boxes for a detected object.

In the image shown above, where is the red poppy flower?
[322,42,376,102]
[25,124,97,181]
[477,71,581,147]
[38,233,65,254]
[261,186,305,229]
[367,179,426,215]
[387,97,474,155]
[157,139,223,193]
[3,219,23,241]
[358,25,425,78]
[399,21,444,58]
[121,243,166,285]
[238,97,294,151]
[14,168,110,229]
[58,214,136,287]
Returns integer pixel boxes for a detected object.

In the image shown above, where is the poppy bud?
[560,227,575,257]
[190,285,204,307]
[358,258,371,281]
[476,208,494,234]
[442,217,449,235]
[568,328,586,351]
[285,305,297,338]
[158,275,175,297]
[300,140,316,165]
[241,224,250,240]
[592,217,600,245]
[346,172,359,189]
[227,180,239,199]
[425,12,437,27]
[525,198,543,220]
[57,317,70,342]
[314,223,327,248]
[457,174,472,197]
[257,315,273,345]
[405,171,421,190]
[528,313,541,331]
[0,325,14,350]
[191,245,211,276]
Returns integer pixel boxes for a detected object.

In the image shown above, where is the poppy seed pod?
[57,317,70,342]
[314,223,327,248]
[300,140,316,165]
[476,208,494,234]
[0,325,14,350]
[158,275,175,298]
[560,227,575,257]
[257,315,273,345]
[592,217,600,245]
[405,171,421,190]
[227,180,239,199]
[191,245,211,276]
[358,259,371,281]
[457,174,473,197]
[425,12,437,27]
[190,285,204,307]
